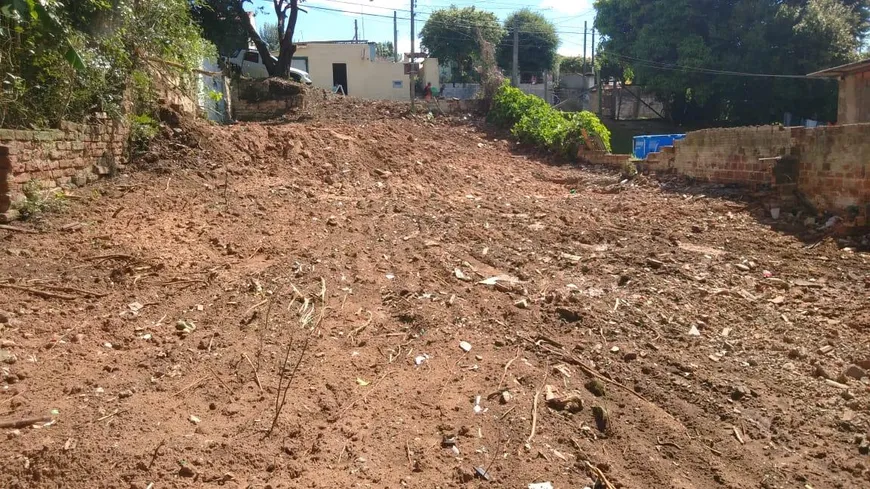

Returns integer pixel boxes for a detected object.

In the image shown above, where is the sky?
[248,0,598,58]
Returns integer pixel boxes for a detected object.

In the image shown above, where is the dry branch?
[0,416,52,429]
[0,284,77,300]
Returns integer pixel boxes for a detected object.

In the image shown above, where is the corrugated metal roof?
[807,58,870,78]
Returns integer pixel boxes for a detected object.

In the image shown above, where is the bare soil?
[2,101,869,489]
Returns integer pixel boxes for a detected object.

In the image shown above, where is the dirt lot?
[1,100,869,489]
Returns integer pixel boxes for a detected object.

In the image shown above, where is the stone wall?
[0,115,127,220]
[231,78,305,122]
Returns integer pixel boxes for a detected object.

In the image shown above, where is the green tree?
[594,0,868,124]
[189,0,249,56]
[559,56,591,74]
[497,9,559,75]
[230,0,304,78]
[420,6,503,82]
[259,21,280,51]
[376,41,394,59]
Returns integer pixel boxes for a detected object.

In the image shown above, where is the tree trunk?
[274,0,300,78]
[233,1,278,76]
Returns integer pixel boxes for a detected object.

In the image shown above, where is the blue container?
[632,134,686,159]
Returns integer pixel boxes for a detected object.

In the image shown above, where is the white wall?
[294,42,412,101]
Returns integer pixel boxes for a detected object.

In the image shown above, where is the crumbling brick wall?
[0,115,127,219]
[577,123,870,218]
[638,124,869,216]
[670,126,792,186]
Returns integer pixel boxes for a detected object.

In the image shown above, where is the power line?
[305,4,586,36]
[608,53,814,79]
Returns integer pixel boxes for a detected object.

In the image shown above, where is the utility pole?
[354,19,358,41]
[393,11,399,62]
[511,21,519,86]
[591,28,595,69]
[583,21,587,74]
[410,0,415,110]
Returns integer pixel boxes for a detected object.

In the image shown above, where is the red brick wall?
[639,123,870,214]
[0,115,128,219]
[791,124,870,212]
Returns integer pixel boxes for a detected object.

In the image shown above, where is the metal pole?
[354,19,358,41]
[597,66,603,117]
[511,21,519,86]
[394,11,399,62]
[544,70,549,105]
[583,21,587,74]
[410,0,415,110]
[591,28,595,70]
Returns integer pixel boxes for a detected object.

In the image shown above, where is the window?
[243,51,259,63]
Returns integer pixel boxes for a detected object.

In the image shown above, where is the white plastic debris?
[529,483,554,489]
[459,341,472,352]
[473,395,483,414]
[414,354,430,366]
[688,325,701,337]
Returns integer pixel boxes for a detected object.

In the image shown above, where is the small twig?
[206,365,232,394]
[242,353,263,392]
[406,440,414,469]
[656,436,684,450]
[499,405,516,420]
[527,364,549,445]
[496,347,521,391]
[172,376,210,397]
[348,310,373,345]
[0,415,52,429]
[0,284,76,300]
[733,426,745,445]
[244,299,268,317]
[0,224,37,234]
[148,439,166,469]
[44,285,108,298]
[94,408,128,423]
[84,253,134,262]
[584,460,616,489]
[337,370,395,419]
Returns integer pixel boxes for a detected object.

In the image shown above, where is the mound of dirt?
[1,98,869,489]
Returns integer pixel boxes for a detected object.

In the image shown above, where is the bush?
[488,83,548,128]
[490,82,611,157]
[15,180,67,220]
[130,114,159,154]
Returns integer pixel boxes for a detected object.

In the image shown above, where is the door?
[332,63,348,95]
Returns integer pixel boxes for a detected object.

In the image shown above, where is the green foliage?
[0,0,214,129]
[420,7,504,82]
[189,0,248,56]
[376,41,394,59]
[594,0,869,124]
[488,82,548,128]
[497,9,559,74]
[259,21,279,51]
[559,56,591,74]
[130,113,159,154]
[490,82,612,157]
[15,179,67,220]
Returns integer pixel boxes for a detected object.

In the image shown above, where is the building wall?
[0,116,127,220]
[294,43,408,101]
[838,71,870,124]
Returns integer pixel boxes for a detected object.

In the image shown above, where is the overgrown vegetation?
[594,0,870,124]
[14,180,67,220]
[0,0,215,129]
[490,83,612,157]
